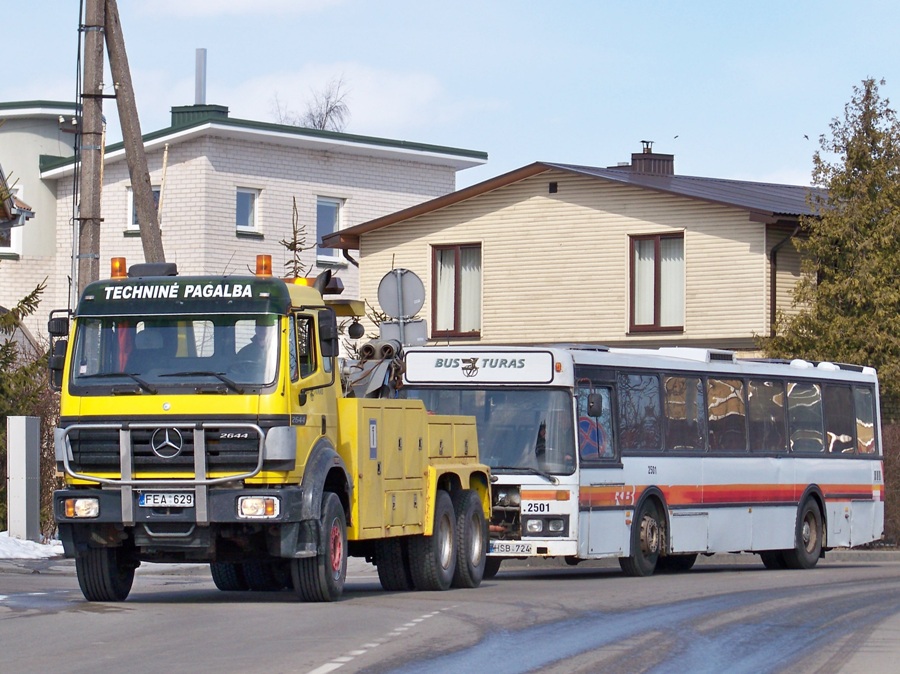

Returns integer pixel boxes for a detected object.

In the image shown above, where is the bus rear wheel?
[782,499,823,570]
[620,500,662,577]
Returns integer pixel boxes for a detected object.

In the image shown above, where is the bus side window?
[854,387,877,455]
[577,383,614,461]
[823,384,855,453]
[787,381,824,453]
[664,375,706,451]
[617,373,662,452]
[748,379,787,453]
[707,378,747,452]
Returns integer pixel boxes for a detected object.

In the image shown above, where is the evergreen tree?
[764,78,900,412]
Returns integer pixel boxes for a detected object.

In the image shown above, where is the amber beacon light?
[256,254,273,277]
[110,257,128,279]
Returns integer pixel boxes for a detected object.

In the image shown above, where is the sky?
[4,1,900,189]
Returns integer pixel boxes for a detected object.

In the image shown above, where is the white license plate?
[489,541,533,554]
[139,492,194,508]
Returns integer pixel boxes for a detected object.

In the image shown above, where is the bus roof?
[402,345,878,387]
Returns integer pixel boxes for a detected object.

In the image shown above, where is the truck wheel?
[451,490,487,588]
[244,560,289,591]
[376,537,414,591]
[409,490,457,591]
[292,492,347,601]
[782,499,823,569]
[483,557,503,579]
[210,562,249,591]
[619,500,662,577]
[76,546,136,602]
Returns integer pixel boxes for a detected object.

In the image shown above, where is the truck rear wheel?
[409,490,457,591]
[376,537,415,591]
[292,492,347,602]
[210,562,249,591]
[451,490,487,588]
[76,546,136,602]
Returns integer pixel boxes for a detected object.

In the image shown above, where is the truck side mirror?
[49,339,67,391]
[319,310,339,358]
[48,315,69,337]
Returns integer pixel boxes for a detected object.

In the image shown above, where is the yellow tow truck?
[49,255,490,601]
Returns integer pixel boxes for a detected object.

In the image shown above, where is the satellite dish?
[377,269,425,319]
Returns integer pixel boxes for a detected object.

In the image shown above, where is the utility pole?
[105,0,165,264]
[76,0,166,296]
[76,0,105,295]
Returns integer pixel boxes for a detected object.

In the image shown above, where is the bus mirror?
[587,393,603,417]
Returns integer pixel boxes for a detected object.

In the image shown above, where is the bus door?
[576,377,628,556]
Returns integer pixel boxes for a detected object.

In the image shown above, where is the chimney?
[630,140,675,176]
[195,48,207,105]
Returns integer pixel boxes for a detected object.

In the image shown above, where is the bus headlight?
[238,496,280,518]
[64,498,100,518]
[548,519,566,533]
[525,518,544,533]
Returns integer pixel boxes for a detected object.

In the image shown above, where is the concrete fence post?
[6,416,41,541]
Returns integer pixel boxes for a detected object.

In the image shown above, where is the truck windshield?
[70,314,279,391]
[400,387,576,475]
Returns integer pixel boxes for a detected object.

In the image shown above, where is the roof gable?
[323,160,820,249]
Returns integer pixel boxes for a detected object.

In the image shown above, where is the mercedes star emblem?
[150,427,184,459]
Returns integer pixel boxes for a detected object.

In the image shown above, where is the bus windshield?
[70,314,279,391]
[401,387,576,475]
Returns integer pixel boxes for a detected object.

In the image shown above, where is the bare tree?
[301,77,351,132]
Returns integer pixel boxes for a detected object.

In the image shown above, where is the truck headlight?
[238,496,280,518]
[64,498,100,518]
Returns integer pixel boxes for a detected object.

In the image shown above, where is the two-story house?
[0,100,486,338]
[323,144,815,352]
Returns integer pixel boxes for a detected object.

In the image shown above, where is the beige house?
[323,146,815,351]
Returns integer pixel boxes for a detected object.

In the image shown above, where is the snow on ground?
[0,532,63,559]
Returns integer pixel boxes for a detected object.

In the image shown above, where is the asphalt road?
[1,550,899,674]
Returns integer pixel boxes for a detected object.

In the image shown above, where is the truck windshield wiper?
[490,465,559,484]
[77,372,157,394]
[159,371,244,394]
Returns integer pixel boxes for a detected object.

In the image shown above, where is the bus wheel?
[483,557,502,579]
[210,562,249,591]
[376,537,414,591]
[409,490,457,591]
[619,501,662,577]
[783,499,823,570]
[657,553,697,573]
[451,490,488,589]
[76,546,136,602]
[759,551,788,570]
[292,492,347,601]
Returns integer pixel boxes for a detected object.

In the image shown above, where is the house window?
[316,197,342,261]
[127,186,161,231]
[630,233,684,331]
[236,188,260,232]
[432,244,481,336]
[0,184,23,256]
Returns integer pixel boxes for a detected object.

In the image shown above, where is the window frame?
[316,196,343,262]
[126,185,162,233]
[431,243,482,338]
[0,183,24,256]
[236,187,261,233]
[629,232,685,333]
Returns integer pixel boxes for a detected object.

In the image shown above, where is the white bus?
[400,345,884,577]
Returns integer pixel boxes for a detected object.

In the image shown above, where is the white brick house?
[0,101,486,338]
